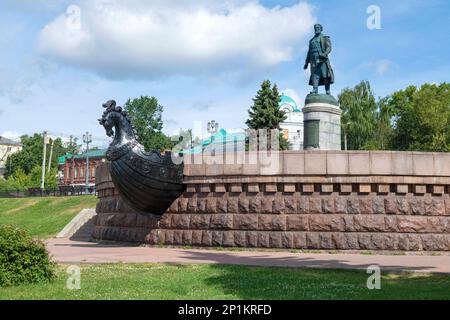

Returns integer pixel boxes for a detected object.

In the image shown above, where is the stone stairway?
[57,209,97,242]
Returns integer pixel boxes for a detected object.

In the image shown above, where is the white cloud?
[37,0,315,79]
[2,0,72,12]
[374,59,393,76]
[358,59,398,76]
[281,87,302,105]
[0,59,58,104]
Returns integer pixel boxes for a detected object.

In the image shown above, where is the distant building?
[183,128,246,155]
[0,136,22,177]
[279,94,304,150]
[181,94,303,154]
[58,149,107,186]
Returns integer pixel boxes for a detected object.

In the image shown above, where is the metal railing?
[0,186,96,198]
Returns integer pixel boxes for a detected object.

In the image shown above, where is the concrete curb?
[57,208,96,239]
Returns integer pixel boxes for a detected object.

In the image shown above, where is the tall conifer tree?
[246,80,289,150]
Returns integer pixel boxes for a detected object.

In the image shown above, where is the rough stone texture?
[385,197,397,215]
[309,197,322,214]
[234,214,259,230]
[354,215,386,232]
[210,214,233,230]
[322,197,335,214]
[227,197,239,213]
[273,197,286,214]
[249,196,262,213]
[373,198,385,215]
[190,214,211,229]
[171,214,190,229]
[425,198,445,216]
[284,196,297,214]
[259,215,286,231]
[238,196,250,213]
[298,196,310,213]
[347,198,360,214]
[286,215,309,231]
[261,197,274,214]
[94,161,450,251]
[309,215,345,232]
[359,197,373,214]
[335,197,347,214]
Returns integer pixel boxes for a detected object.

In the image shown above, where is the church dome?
[280,94,301,112]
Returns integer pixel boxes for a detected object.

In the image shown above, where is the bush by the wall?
[0,225,56,287]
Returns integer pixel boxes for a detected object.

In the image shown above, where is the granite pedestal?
[303,94,341,150]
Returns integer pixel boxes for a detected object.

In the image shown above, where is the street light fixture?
[83,131,92,194]
[206,120,219,155]
[207,120,219,136]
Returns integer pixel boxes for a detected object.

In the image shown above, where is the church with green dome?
[279,94,304,150]
[181,93,304,154]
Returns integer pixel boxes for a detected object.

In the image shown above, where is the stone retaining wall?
[93,151,450,251]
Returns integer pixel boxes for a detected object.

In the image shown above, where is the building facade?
[183,128,246,155]
[0,136,22,178]
[58,149,106,186]
[180,94,304,154]
[279,94,304,150]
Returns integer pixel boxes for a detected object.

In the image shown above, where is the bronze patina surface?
[99,100,184,215]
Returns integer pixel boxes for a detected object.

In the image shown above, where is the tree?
[246,80,289,150]
[5,134,44,177]
[171,129,201,151]
[5,134,80,178]
[60,136,80,155]
[124,96,174,152]
[363,96,396,150]
[389,83,450,152]
[338,80,377,150]
[29,166,58,189]
[3,168,31,191]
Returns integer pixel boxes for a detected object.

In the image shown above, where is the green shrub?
[0,225,56,287]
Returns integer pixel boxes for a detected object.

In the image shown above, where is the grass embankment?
[0,264,449,300]
[0,196,98,238]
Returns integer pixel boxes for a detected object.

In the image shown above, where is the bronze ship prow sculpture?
[99,100,184,215]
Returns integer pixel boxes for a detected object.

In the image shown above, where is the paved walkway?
[46,238,450,274]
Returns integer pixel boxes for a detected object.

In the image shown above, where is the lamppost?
[207,120,219,154]
[83,132,92,194]
[41,131,49,191]
[0,146,11,178]
[207,120,219,136]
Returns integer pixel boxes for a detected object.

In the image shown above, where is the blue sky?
[0,0,449,148]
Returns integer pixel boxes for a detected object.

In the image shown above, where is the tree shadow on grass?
[174,250,450,300]
[177,249,439,273]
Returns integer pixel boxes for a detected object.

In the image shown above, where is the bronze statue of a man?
[303,24,335,95]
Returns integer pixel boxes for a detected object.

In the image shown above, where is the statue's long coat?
[305,35,335,86]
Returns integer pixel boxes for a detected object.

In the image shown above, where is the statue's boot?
[325,84,331,95]
[310,87,318,95]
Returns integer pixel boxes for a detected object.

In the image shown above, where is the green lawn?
[0,264,449,300]
[0,196,98,238]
